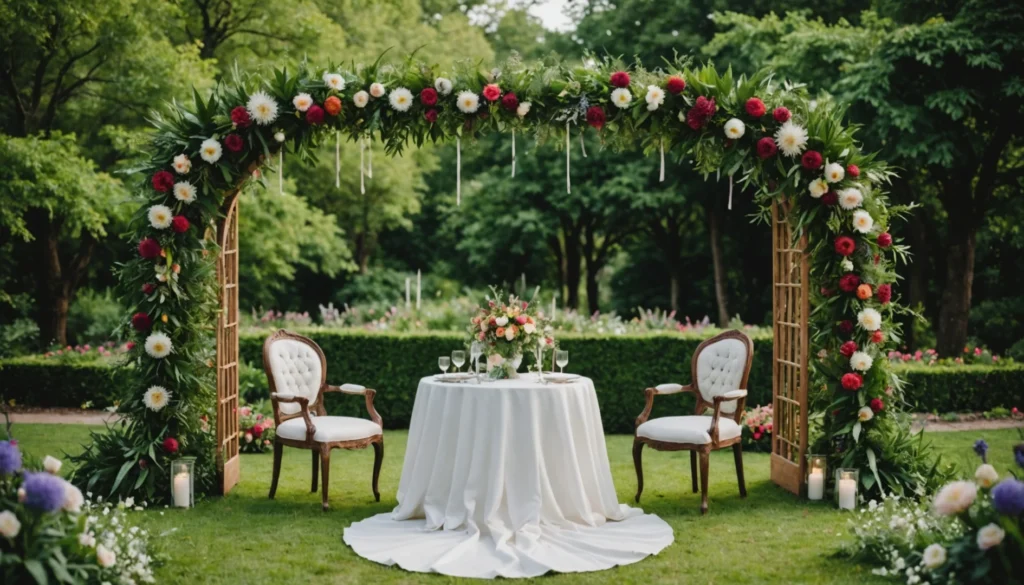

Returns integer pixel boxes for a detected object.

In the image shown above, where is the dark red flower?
[162,437,179,454]
[586,106,606,130]
[482,84,501,102]
[151,171,174,192]
[822,191,839,206]
[666,76,686,94]
[424,108,438,124]
[305,105,325,125]
[841,373,863,391]
[756,137,777,159]
[171,215,190,233]
[876,283,892,304]
[324,96,341,116]
[840,341,858,358]
[138,238,161,259]
[834,236,856,256]
[230,106,251,128]
[877,232,892,248]
[773,107,791,123]
[609,71,631,88]
[838,320,854,335]
[745,97,766,118]
[869,398,885,413]
[252,424,264,438]
[839,273,861,293]
[686,96,716,130]
[224,133,243,153]
[142,283,156,295]
[801,150,823,170]
[131,312,152,332]
[138,459,147,469]
[501,92,519,112]
[420,87,438,107]
[846,164,860,178]
[820,287,834,297]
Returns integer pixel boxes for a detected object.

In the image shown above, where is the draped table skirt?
[343,375,673,578]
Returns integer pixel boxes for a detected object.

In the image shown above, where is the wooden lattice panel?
[216,193,241,494]
[770,200,810,495]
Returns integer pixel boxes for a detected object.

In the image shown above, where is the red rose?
[822,191,838,206]
[131,312,152,332]
[252,424,264,438]
[305,104,325,125]
[839,273,861,293]
[142,283,156,295]
[801,150,823,170]
[846,164,860,178]
[151,171,174,192]
[482,84,501,102]
[756,137,777,159]
[773,107,791,122]
[230,106,251,128]
[162,437,179,454]
[138,238,161,259]
[420,87,438,107]
[877,232,892,248]
[876,283,892,304]
[840,341,858,358]
[501,92,519,112]
[224,133,243,153]
[871,330,884,344]
[586,106,606,130]
[753,432,762,440]
[424,108,438,124]
[324,96,342,116]
[171,215,190,233]
[869,398,885,413]
[839,320,854,335]
[666,76,686,94]
[834,236,856,256]
[609,71,631,88]
[693,95,716,118]
[745,97,766,118]
[841,373,863,391]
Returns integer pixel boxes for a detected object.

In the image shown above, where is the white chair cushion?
[276,416,382,443]
[695,338,748,414]
[636,416,741,445]
[267,338,323,415]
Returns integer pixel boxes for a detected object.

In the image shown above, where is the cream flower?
[516,101,531,118]
[611,87,632,109]
[0,510,20,538]
[645,85,665,111]
[63,481,83,513]
[976,523,1005,550]
[43,455,62,475]
[173,182,197,204]
[808,178,829,199]
[523,322,536,334]
[495,316,509,327]
[274,131,286,143]
[933,480,977,516]
[975,464,999,488]
[857,308,882,332]
[388,87,413,112]
[96,544,116,568]
[724,118,745,139]
[456,90,480,114]
[292,93,313,112]
[353,90,369,108]
[857,406,874,422]
[77,532,95,547]
[825,162,845,183]
[199,138,222,164]
[148,205,173,229]
[839,188,863,210]
[852,210,874,233]
[434,77,453,95]
[143,385,172,411]
[322,72,345,91]
[774,121,808,157]
[922,543,946,569]
[369,82,385,98]
[144,333,172,359]
[504,327,517,341]
[172,154,191,174]
[841,258,854,272]
[850,351,873,372]
[246,91,279,125]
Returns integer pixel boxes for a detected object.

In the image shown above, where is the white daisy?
[456,90,480,114]
[824,162,845,183]
[645,85,665,111]
[144,333,173,358]
[774,120,808,157]
[808,178,829,199]
[852,210,874,233]
[857,406,874,422]
[353,90,369,109]
[173,182,197,204]
[857,308,882,332]
[611,87,632,109]
[199,138,222,163]
[246,91,279,126]
[292,93,313,112]
[850,351,873,372]
[148,205,173,229]
[322,72,345,91]
[369,82,385,98]
[516,101,531,118]
[723,118,745,139]
[434,77,453,95]
[388,87,413,112]
[172,154,191,174]
[839,188,864,210]
[143,385,172,411]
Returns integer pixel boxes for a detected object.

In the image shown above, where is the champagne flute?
[438,356,450,376]
[470,341,483,373]
[452,350,466,373]
[555,350,569,374]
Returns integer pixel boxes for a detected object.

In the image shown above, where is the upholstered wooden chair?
[633,329,753,514]
[263,329,383,510]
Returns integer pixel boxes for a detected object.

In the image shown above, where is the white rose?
[96,544,116,568]
[495,316,509,327]
[0,510,21,538]
[976,523,1005,550]
[857,406,874,422]
[504,327,516,341]
[933,480,977,516]
[353,90,369,108]
[974,464,999,488]
[808,178,829,199]
[516,101,531,118]
[434,77,453,95]
[922,543,946,569]
[369,82,385,98]
[43,455,62,475]
[523,323,536,334]
[63,481,84,513]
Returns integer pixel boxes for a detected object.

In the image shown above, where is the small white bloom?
[495,316,509,327]
[839,188,864,210]
[96,544,116,568]
[808,178,829,199]
[857,308,882,332]
[124,497,134,508]
[353,90,369,108]
[0,511,20,538]
[244,433,253,443]
[148,205,173,229]
[921,544,946,569]
[144,333,172,359]
[933,481,977,516]
[143,386,171,411]
[172,154,191,174]
[434,77,453,95]
[43,455,63,475]
[292,93,313,112]
[524,322,536,334]
[246,91,279,125]
[173,182,196,204]
[723,118,746,139]
[645,85,665,111]
[858,406,874,421]
[611,87,632,109]
[369,82,385,98]
[850,351,874,372]
[388,87,413,112]
[78,531,96,547]
[456,90,480,114]
[516,101,531,118]
[841,258,854,272]
[976,523,1005,550]
[852,210,874,233]
[63,481,84,513]
[322,73,345,91]
[974,464,999,488]
[199,138,222,164]
[274,131,286,143]
[774,120,808,157]
[825,162,845,183]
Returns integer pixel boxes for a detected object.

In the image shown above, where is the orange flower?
[495,327,505,337]
[324,96,341,116]
[856,284,873,300]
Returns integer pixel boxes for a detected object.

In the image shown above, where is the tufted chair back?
[692,331,753,415]
[263,331,326,417]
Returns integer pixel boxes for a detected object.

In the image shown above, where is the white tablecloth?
[343,374,673,579]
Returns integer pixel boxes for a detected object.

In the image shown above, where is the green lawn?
[6,423,1022,584]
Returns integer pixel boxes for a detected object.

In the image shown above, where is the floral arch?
[74,54,924,502]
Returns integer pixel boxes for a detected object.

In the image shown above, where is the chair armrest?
[635,384,696,428]
[323,384,383,428]
[271,393,316,442]
[324,383,367,395]
[708,390,749,443]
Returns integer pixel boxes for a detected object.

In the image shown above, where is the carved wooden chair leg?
[372,439,384,502]
[632,439,644,503]
[311,449,320,493]
[699,449,710,515]
[733,444,747,498]
[268,441,283,499]
[319,444,331,511]
[690,451,699,493]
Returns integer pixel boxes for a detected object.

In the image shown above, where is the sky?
[526,0,575,31]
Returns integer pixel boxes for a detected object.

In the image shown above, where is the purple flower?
[22,471,66,513]
[0,441,21,474]
[1015,443,1024,469]
[991,478,1024,516]
[974,439,988,463]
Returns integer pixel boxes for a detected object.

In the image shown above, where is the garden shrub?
[897,364,1024,413]
[0,357,129,408]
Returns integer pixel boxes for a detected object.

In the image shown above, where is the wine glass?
[470,341,483,373]
[438,356,450,376]
[555,350,569,374]
[452,350,466,372]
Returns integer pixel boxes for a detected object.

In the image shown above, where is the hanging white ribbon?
[278,150,284,195]
[334,131,340,189]
[565,122,571,194]
[579,130,587,158]
[659,140,665,183]
[367,140,373,179]
[728,174,735,210]
[359,140,365,195]
[456,137,461,206]
[511,130,516,178]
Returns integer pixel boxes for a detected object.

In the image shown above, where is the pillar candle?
[838,477,856,510]
[808,469,824,500]
[172,472,190,508]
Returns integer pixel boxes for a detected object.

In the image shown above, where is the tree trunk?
[354,231,369,274]
[669,263,681,314]
[904,211,929,350]
[935,222,976,356]
[585,263,600,315]
[29,210,69,346]
[547,235,565,308]
[564,235,581,311]
[707,199,730,326]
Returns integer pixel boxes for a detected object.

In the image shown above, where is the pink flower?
[240,406,252,417]
[515,315,527,325]
[482,84,501,102]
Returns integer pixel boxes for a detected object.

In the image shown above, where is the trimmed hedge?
[0,358,129,409]
[898,364,1024,413]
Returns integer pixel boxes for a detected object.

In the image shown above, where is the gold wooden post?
[215,191,241,494]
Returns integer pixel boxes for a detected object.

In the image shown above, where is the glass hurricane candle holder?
[806,454,827,501]
[171,457,196,509]
[835,468,859,510]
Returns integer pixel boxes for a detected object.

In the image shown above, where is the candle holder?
[835,468,859,510]
[805,454,827,501]
[171,457,196,509]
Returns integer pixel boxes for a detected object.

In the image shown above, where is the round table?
[343,374,674,579]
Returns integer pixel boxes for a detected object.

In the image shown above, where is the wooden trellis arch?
[215,192,242,494]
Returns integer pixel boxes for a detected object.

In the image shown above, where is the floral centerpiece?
[238,403,275,454]
[741,405,774,452]
[468,288,552,379]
